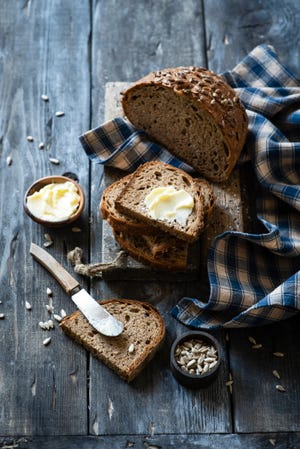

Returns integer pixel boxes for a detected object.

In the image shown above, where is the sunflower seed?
[46,304,54,314]
[55,111,65,117]
[272,370,280,379]
[71,227,82,233]
[39,321,47,330]
[128,343,135,354]
[46,288,53,297]
[43,240,53,248]
[225,380,234,386]
[41,94,49,101]
[252,344,263,349]
[53,314,62,322]
[27,135,34,142]
[268,439,276,446]
[6,156,13,166]
[0,313,5,319]
[273,352,284,358]
[248,336,257,345]
[275,384,286,392]
[39,142,45,150]
[25,301,32,310]
[60,309,67,318]
[43,337,51,346]
[49,157,60,165]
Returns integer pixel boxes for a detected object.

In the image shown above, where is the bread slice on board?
[60,299,165,382]
[115,161,205,242]
[122,66,248,182]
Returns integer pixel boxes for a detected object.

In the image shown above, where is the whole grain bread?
[115,161,205,242]
[100,174,154,234]
[122,66,248,182]
[112,228,189,271]
[60,299,165,382]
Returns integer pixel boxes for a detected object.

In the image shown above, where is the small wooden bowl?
[170,331,222,388]
[24,175,85,228]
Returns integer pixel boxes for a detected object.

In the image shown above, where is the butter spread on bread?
[144,186,194,225]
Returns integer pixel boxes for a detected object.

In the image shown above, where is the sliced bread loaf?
[115,161,205,242]
[60,299,165,382]
[122,66,248,182]
[112,228,189,271]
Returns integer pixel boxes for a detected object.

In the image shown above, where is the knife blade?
[30,243,124,337]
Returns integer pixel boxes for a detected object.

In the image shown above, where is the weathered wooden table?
[1,1,299,448]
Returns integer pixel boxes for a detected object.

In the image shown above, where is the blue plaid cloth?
[80,45,300,328]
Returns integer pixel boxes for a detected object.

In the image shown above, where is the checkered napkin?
[79,44,300,328]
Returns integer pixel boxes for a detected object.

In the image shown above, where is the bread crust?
[60,299,165,382]
[122,66,248,182]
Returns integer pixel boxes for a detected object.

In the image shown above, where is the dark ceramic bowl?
[170,331,222,388]
[24,175,85,228]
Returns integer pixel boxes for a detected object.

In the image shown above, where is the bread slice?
[112,228,189,271]
[60,299,165,382]
[100,173,154,234]
[115,161,205,242]
[122,66,248,182]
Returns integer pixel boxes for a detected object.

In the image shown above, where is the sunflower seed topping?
[128,343,135,354]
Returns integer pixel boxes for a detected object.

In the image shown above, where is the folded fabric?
[79,44,300,328]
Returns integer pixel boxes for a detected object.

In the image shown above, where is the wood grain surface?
[0,0,299,445]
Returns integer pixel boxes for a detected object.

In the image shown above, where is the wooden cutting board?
[100,82,244,280]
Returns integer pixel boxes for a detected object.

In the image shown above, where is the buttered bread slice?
[115,161,206,242]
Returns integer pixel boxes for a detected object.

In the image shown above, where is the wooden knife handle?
[30,242,80,294]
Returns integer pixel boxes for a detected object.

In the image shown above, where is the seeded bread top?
[115,161,205,242]
[122,66,248,182]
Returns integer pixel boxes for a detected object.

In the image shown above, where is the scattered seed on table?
[60,309,67,318]
[273,352,284,358]
[43,240,53,248]
[49,157,60,165]
[25,301,32,311]
[39,321,47,330]
[276,384,286,392]
[39,142,44,149]
[248,336,257,345]
[6,156,13,166]
[41,94,49,101]
[55,111,65,117]
[71,227,82,233]
[46,288,53,297]
[268,439,276,446]
[43,337,51,346]
[53,314,62,323]
[252,344,263,349]
[46,304,54,314]
[225,380,234,386]
[27,135,34,142]
[0,313,5,319]
[272,370,280,379]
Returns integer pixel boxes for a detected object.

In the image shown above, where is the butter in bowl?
[24,175,85,228]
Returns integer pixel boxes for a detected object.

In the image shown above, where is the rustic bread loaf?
[60,299,165,382]
[122,66,248,182]
[115,161,205,242]
[112,228,189,271]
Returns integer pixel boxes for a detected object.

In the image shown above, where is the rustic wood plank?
[204,0,300,432]
[89,0,232,435]
[204,0,300,74]
[0,0,90,435]
[1,433,299,448]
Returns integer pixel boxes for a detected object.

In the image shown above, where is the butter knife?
[30,243,124,337]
